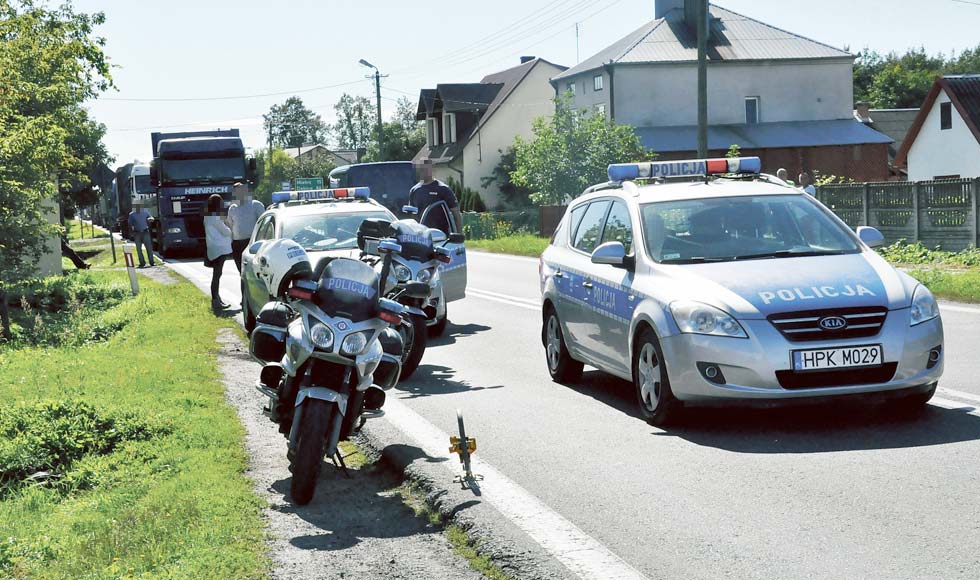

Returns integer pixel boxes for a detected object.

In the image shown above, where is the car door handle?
[582,281,593,289]
[554,271,565,279]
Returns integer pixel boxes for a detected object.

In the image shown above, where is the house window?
[568,82,576,94]
[442,113,457,143]
[595,104,606,116]
[940,102,952,130]
[426,118,439,147]
[745,97,760,124]
[593,74,603,91]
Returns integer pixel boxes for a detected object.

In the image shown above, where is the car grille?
[768,306,888,342]
[776,363,898,389]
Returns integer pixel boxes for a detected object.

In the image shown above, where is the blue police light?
[607,157,762,181]
[270,186,371,204]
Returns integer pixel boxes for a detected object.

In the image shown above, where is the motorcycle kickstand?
[332,451,352,479]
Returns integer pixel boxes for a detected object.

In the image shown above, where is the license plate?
[791,344,883,371]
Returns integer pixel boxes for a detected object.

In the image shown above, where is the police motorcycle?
[248,238,426,505]
[355,205,465,380]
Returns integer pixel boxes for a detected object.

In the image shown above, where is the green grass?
[65,219,109,241]
[0,246,267,578]
[906,268,980,304]
[467,234,549,258]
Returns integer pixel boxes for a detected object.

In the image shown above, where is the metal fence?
[816,178,980,251]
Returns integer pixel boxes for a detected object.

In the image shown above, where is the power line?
[951,0,980,6]
[99,79,367,103]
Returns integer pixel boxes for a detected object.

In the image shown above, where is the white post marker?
[122,243,139,295]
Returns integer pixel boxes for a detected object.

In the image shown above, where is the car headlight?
[340,330,370,355]
[393,264,412,282]
[417,268,433,283]
[310,322,334,350]
[910,285,939,326]
[670,301,747,338]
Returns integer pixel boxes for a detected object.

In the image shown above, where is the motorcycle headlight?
[417,268,433,283]
[670,301,747,338]
[341,330,370,355]
[310,322,334,350]
[393,264,412,282]
[910,284,939,326]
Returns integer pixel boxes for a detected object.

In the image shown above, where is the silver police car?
[540,157,944,425]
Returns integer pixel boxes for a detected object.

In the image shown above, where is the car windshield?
[641,194,860,264]
[282,211,391,251]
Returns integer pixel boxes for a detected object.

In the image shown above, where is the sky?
[75,0,980,165]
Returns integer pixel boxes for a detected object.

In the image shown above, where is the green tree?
[331,93,375,150]
[0,0,112,339]
[253,148,297,203]
[59,105,113,217]
[511,94,655,206]
[263,96,328,148]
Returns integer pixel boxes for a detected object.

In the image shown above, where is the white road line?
[937,387,980,405]
[382,398,649,580]
[930,396,980,416]
[939,303,980,315]
[467,289,540,312]
[469,287,541,306]
[468,250,540,264]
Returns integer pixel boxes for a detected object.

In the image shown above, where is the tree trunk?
[0,286,10,341]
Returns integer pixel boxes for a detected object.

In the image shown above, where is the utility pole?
[575,22,580,64]
[359,59,387,159]
[696,0,708,159]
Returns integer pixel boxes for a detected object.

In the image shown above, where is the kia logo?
[819,316,847,330]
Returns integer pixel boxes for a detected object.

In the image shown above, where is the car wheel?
[242,282,256,334]
[544,307,582,383]
[633,327,680,426]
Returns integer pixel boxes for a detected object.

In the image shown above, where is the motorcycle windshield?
[315,258,380,323]
[391,220,433,262]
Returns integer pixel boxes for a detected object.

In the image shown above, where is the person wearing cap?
[227,182,265,272]
[128,199,156,268]
[409,159,462,234]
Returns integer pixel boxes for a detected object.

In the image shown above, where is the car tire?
[633,327,681,426]
[543,307,583,383]
[889,383,937,413]
[242,282,256,334]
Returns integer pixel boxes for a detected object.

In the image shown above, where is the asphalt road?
[169,251,980,580]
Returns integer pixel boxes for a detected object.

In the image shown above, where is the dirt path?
[215,328,484,580]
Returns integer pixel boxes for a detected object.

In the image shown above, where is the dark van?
[329,161,416,213]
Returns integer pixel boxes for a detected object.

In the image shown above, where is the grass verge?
[0,246,267,578]
[467,234,549,258]
[65,219,109,241]
[905,268,980,304]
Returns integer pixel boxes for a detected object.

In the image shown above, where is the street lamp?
[359,59,385,158]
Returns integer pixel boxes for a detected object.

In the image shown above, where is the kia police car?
[539,157,943,426]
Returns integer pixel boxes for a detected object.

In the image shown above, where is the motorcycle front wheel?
[400,313,427,380]
[290,398,331,505]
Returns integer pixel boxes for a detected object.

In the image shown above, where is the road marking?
[937,387,980,405]
[468,250,540,264]
[382,398,649,580]
[930,396,980,416]
[469,287,541,306]
[467,288,540,312]
[940,303,980,315]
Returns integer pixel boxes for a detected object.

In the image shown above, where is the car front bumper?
[659,310,944,402]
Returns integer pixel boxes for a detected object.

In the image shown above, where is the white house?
[550,0,892,181]
[414,57,567,208]
[895,75,980,181]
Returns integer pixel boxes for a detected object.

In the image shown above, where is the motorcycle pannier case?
[250,302,293,363]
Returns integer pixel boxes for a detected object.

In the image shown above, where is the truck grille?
[776,363,898,389]
[768,306,888,342]
[185,216,205,239]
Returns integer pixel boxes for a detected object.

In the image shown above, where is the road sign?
[294,177,323,191]
[280,181,291,191]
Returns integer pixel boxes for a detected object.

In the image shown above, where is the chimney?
[855,101,871,123]
[520,56,535,64]
[655,0,684,19]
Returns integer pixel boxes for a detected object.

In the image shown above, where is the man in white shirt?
[227,182,266,272]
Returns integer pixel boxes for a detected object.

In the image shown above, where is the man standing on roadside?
[408,159,462,234]
[128,199,155,268]
[798,172,817,196]
[228,182,265,272]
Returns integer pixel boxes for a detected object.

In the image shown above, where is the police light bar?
[271,186,371,204]
[607,157,762,181]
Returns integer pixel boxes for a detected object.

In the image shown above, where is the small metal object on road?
[122,243,139,295]
[450,409,481,488]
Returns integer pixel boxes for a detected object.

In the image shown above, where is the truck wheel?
[399,314,427,380]
[290,399,330,505]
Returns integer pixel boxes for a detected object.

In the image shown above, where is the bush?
[877,240,980,267]
[447,177,487,212]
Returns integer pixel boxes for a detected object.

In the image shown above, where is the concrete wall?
[37,195,63,278]
[907,88,980,181]
[461,61,566,208]
[564,59,853,127]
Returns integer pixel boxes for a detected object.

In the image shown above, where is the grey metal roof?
[553,3,851,81]
[435,83,503,114]
[635,119,892,153]
[865,109,919,162]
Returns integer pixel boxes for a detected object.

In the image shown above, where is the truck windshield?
[641,194,860,264]
[160,158,245,184]
[134,175,154,195]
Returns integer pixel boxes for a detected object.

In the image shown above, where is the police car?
[539,157,944,425]
[240,187,466,334]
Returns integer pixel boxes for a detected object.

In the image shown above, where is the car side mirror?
[404,282,430,298]
[591,241,633,270]
[856,226,885,248]
[448,233,465,244]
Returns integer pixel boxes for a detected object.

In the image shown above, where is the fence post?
[973,178,979,249]
[862,183,870,226]
[912,181,921,244]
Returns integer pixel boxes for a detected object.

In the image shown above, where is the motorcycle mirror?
[378,297,406,314]
[448,233,465,244]
[248,240,265,255]
[403,282,430,299]
[378,238,402,254]
[430,229,448,244]
[402,205,419,216]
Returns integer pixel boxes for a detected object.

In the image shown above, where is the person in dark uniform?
[408,159,462,233]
